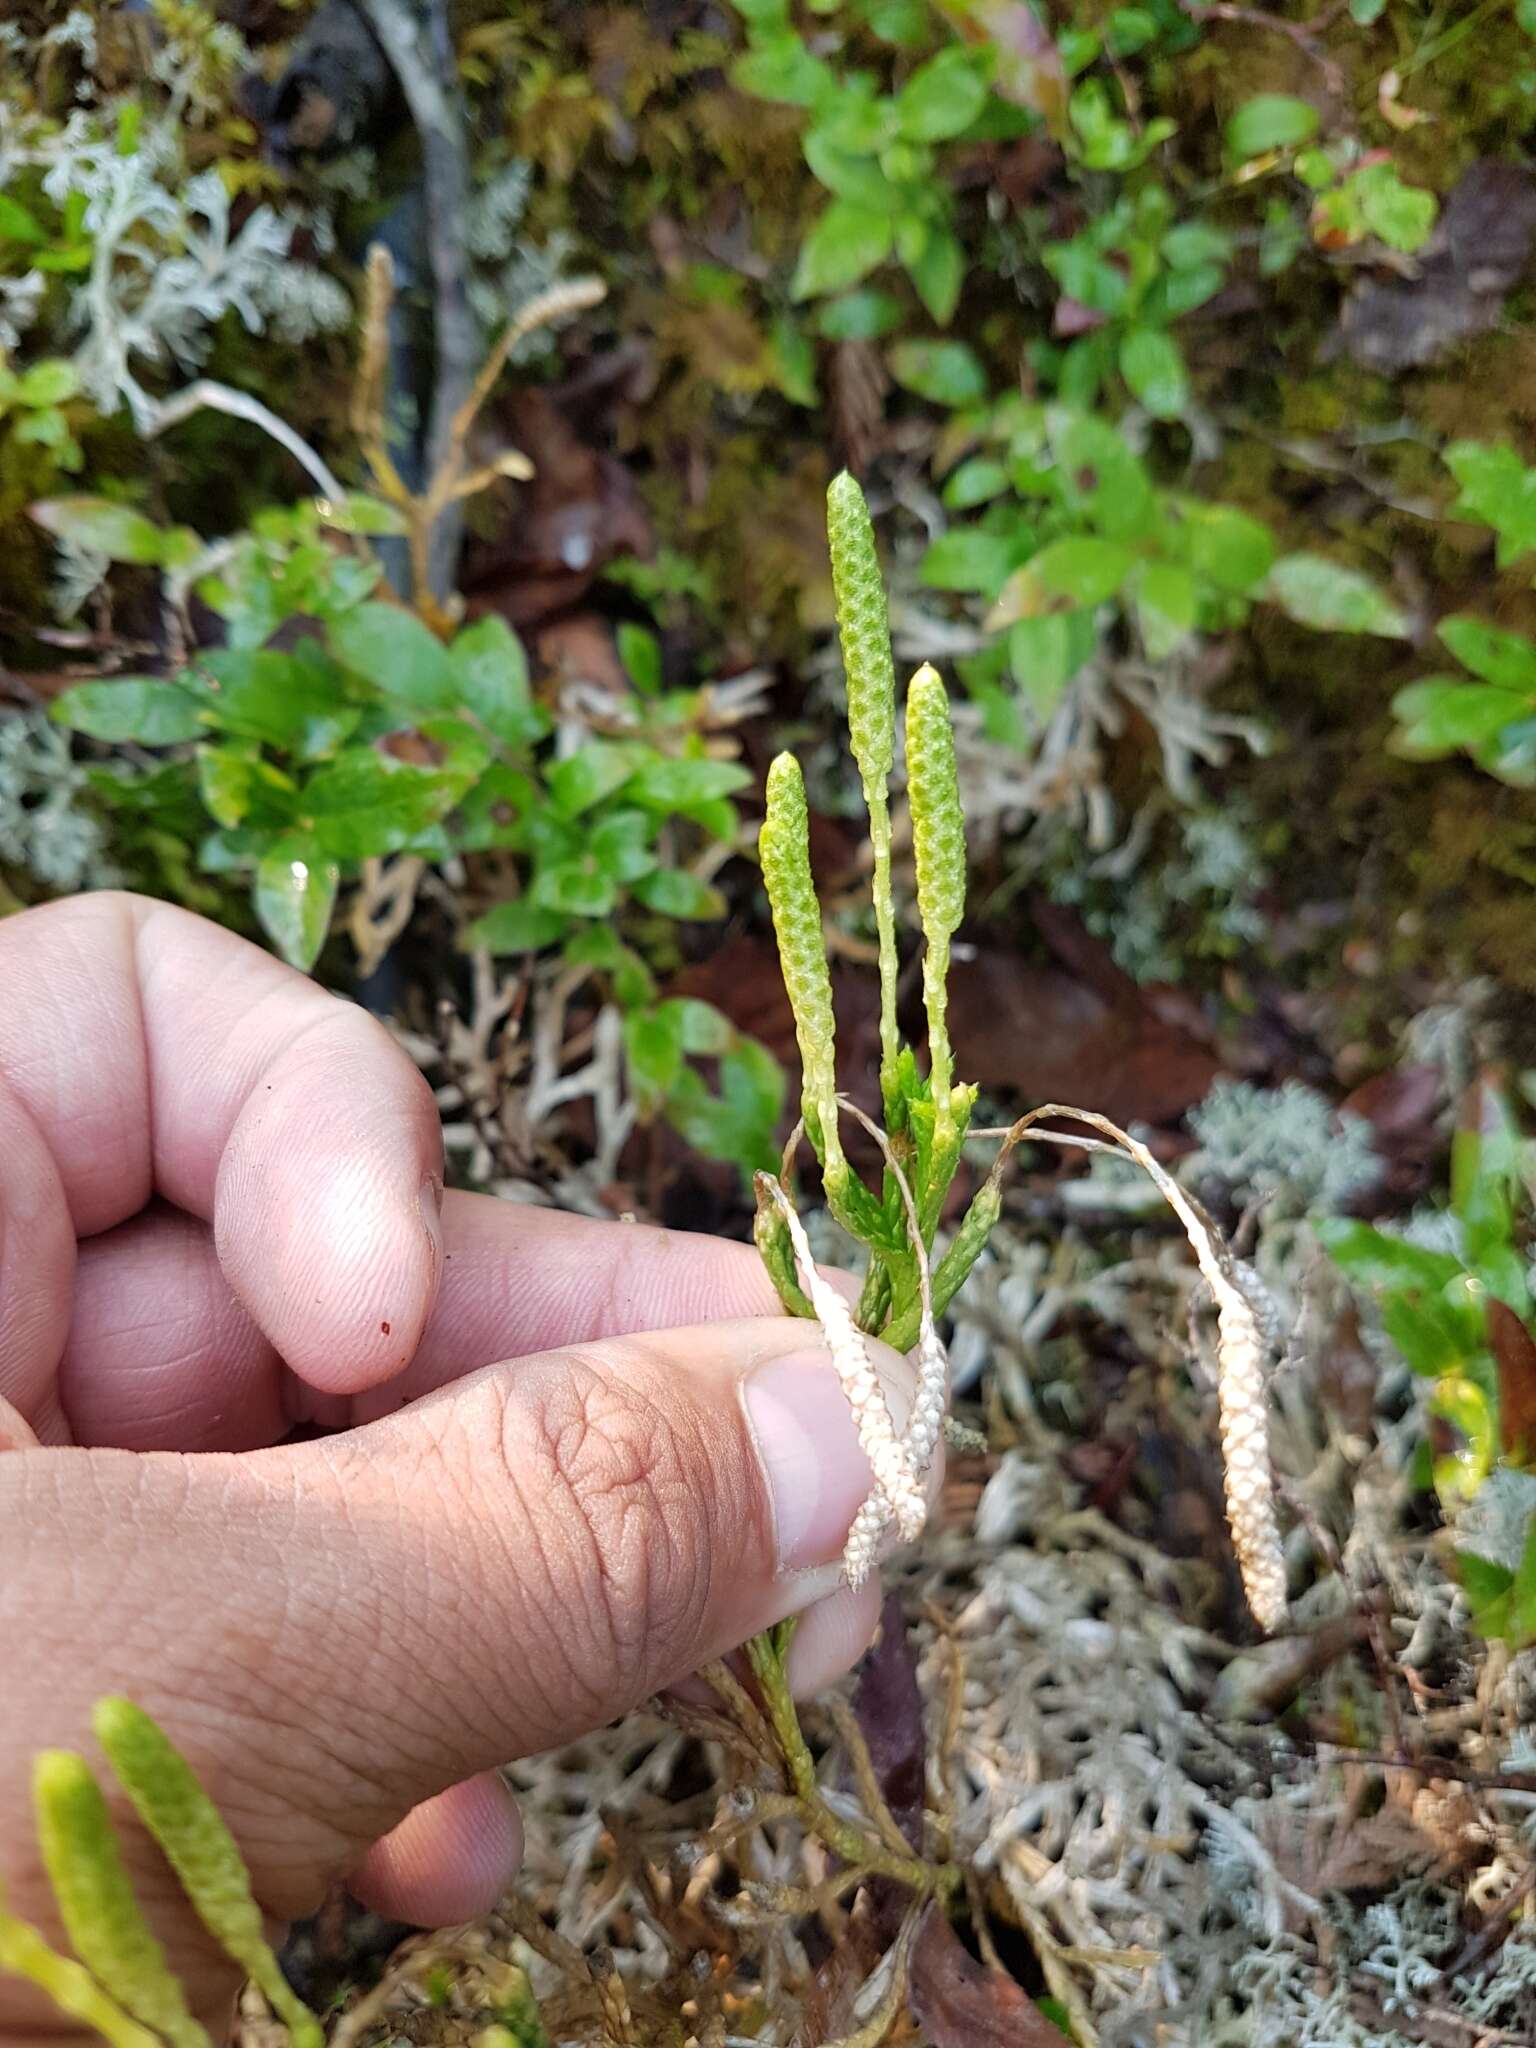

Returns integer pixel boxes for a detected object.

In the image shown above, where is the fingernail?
[420,1175,444,1266]
[743,1351,877,1574]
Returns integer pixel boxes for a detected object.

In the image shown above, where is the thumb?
[1,1316,917,2022]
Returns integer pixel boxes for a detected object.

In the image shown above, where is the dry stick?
[147,381,345,501]
[354,0,478,604]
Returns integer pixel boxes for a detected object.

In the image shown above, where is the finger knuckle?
[495,1355,720,1722]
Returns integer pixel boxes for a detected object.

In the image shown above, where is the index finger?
[0,891,443,1395]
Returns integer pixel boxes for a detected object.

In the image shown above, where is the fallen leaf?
[1377,67,1429,132]
[852,1592,927,1853]
[908,1906,1065,2048]
[1490,1297,1536,1465]
[948,905,1224,1129]
[1314,1798,1458,1891]
[830,338,890,476]
[460,390,652,627]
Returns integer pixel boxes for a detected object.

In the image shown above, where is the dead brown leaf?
[1490,1297,1536,1466]
[948,905,1224,1130]
[908,1907,1065,2048]
[460,390,652,627]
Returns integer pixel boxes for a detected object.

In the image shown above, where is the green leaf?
[31,497,169,566]
[632,867,727,917]
[589,807,657,882]
[314,493,410,537]
[920,527,1016,595]
[1433,1372,1498,1499]
[942,457,1010,509]
[329,603,457,712]
[1161,223,1233,272]
[617,621,664,695]
[563,924,656,1007]
[466,899,570,952]
[52,679,204,747]
[905,225,966,325]
[189,646,359,757]
[731,32,833,105]
[1521,0,1536,33]
[816,288,904,340]
[1349,161,1437,253]
[1460,1548,1515,1639]
[449,615,543,743]
[626,754,751,807]
[1508,1515,1536,1643]
[895,46,989,140]
[547,743,641,816]
[1028,536,1135,608]
[770,313,818,405]
[1438,616,1536,692]
[666,1036,785,1180]
[1267,552,1408,637]
[1048,409,1158,540]
[625,1003,686,1109]
[532,858,618,918]
[1392,678,1530,755]
[254,841,339,972]
[298,747,467,858]
[791,202,895,299]
[1170,498,1276,592]
[1350,0,1387,19]
[888,338,988,406]
[197,745,259,829]
[803,133,899,212]
[1119,326,1188,419]
[1132,558,1198,657]
[676,998,737,1055]
[0,194,44,244]
[1445,440,1536,567]
[1224,93,1320,160]
[15,360,80,407]
[1317,1215,1466,1294]
[1008,611,1094,715]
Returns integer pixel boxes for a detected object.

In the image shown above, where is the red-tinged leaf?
[909,1904,1067,2047]
[1340,1064,1443,1147]
[1052,296,1106,338]
[1491,1297,1536,1465]
[934,0,1066,133]
[852,1592,927,1852]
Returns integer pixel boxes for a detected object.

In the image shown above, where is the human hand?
[0,893,917,2040]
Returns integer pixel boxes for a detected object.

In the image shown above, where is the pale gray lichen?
[1185,1078,1381,1215]
[464,160,578,365]
[1047,803,1270,983]
[3,90,351,429]
[0,711,116,892]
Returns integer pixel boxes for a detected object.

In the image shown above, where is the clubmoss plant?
[751,472,1289,1629]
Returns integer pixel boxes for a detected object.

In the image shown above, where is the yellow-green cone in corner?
[33,1749,211,2048]
[92,1700,322,2048]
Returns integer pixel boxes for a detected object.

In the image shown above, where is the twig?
[146,381,345,501]
[354,0,479,603]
